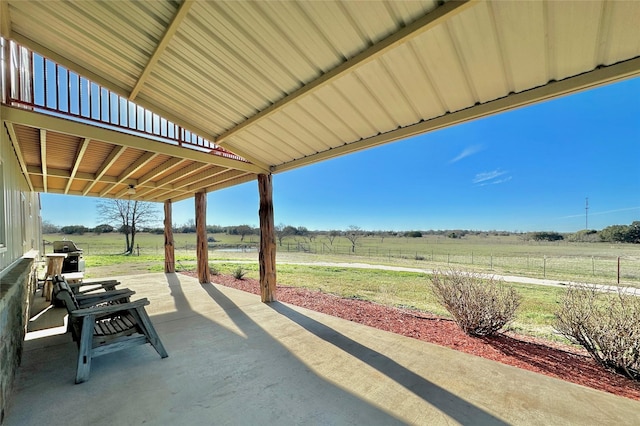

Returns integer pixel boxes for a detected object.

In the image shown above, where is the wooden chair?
[69,279,122,295]
[53,276,168,383]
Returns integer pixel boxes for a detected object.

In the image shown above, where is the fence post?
[618,256,621,284]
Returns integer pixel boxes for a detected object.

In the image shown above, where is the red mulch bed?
[184,272,640,401]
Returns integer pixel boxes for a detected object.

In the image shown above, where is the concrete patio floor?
[6,272,640,425]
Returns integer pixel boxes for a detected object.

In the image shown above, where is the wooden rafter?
[185,170,249,193]
[1,106,266,174]
[99,151,158,197]
[65,137,90,194]
[137,157,185,186]
[215,0,475,146]
[168,173,257,203]
[4,122,34,191]
[168,166,228,191]
[132,161,210,199]
[82,145,125,195]
[40,129,47,192]
[130,0,194,100]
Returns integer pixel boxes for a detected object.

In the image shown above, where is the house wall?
[0,123,42,424]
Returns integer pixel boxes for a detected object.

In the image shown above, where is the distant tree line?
[41,219,640,245]
[599,221,640,244]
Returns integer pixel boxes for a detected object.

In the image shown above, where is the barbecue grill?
[52,240,85,273]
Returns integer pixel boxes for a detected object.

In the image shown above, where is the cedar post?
[164,200,175,273]
[258,174,277,302]
[195,192,210,284]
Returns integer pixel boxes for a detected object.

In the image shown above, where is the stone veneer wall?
[0,258,36,424]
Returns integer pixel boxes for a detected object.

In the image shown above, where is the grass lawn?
[43,232,639,342]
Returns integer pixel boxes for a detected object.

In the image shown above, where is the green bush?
[555,284,640,380]
[233,266,247,280]
[429,270,521,336]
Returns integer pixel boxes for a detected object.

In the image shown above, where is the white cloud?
[449,144,484,164]
[473,169,507,185]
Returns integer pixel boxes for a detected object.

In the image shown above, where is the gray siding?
[0,123,41,269]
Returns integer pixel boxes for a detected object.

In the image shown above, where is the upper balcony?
[1,38,264,203]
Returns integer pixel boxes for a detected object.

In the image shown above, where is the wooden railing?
[1,38,245,162]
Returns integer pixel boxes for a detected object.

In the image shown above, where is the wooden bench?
[53,276,168,383]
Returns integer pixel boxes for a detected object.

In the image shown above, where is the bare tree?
[235,225,254,242]
[345,225,362,253]
[97,200,159,254]
[326,230,340,246]
[275,224,297,246]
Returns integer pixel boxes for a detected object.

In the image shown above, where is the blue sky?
[41,77,640,233]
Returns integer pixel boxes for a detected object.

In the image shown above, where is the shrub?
[209,265,219,276]
[429,270,521,337]
[530,231,564,241]
[233,266,247,280]
[555,285,640,380]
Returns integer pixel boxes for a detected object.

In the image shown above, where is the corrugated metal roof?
[2,0,640,202]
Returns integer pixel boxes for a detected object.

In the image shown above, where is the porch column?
[164,200,175,273]
[258,174,276,302]
[195,192,210,283]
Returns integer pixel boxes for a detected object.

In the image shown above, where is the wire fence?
[278,242,640,285]
[76,240,640,286]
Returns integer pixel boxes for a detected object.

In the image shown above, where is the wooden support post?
[195,192,210,284]
[164,200,175,273]
[258,174,277,302]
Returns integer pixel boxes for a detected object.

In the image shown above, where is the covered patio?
[7,273,640,425]
[2,0,640,423]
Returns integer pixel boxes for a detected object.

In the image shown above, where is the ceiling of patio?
[2,0,640,202]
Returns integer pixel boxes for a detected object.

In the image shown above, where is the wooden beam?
[195,192,210,284]
[27,165,150,189]
[164,200,175,273]
[215,0,475,146]
[274,56,640,174]
[40,129,47,192]
[99,151,157,197]
[137,157,185,186]
[82,145,125,195]
[132,161,209,199]
[4,121,34,191]
[258,174,276,303]
[1,105,267,174]
[184,169,248,192]
[130,0,194,100]
[169,174,257,203]
[167,166,226,190]
[65,137,90,194]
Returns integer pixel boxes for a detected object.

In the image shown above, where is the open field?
[46,232,640,286]
[42,232,640,341]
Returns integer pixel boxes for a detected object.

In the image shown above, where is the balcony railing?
[1,38,245,162]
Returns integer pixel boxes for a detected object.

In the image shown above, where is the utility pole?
[585,197,589,230]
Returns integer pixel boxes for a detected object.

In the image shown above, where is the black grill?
[53,240,83,273]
